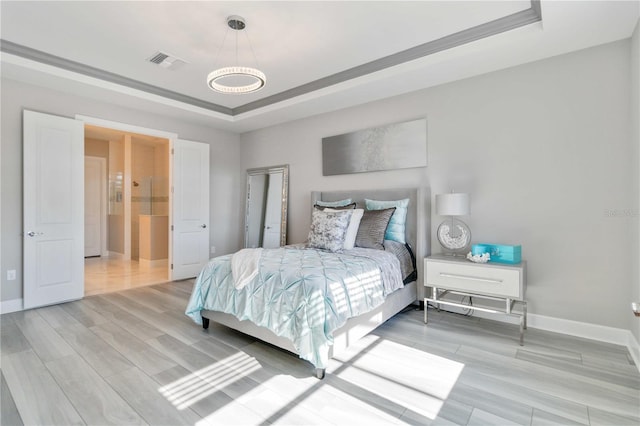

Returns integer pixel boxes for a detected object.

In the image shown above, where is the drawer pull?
[439,273,503,284]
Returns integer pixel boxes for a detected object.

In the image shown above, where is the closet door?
[23,110,84,309]
[171,139,210,280]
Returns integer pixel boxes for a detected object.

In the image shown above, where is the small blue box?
[472,244,522,264]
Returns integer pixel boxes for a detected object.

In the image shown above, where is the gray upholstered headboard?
[311,187,430,298]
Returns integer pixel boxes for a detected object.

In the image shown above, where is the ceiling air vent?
[147,51,186,70]
[149,52,169,64]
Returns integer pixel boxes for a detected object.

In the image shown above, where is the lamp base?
[437,218,471,254]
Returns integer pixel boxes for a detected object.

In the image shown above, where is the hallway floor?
[84,257,169,296]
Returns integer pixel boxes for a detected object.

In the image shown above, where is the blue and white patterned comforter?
[185,246,404,368]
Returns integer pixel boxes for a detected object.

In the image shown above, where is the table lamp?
[435,192,471,255]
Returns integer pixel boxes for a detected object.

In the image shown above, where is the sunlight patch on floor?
[160,324,463,422]
[331,337,465,420]
[159,352,261,410]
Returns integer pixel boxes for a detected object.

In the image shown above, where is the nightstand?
[424,254,527,345]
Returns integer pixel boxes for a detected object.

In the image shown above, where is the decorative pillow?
[384,239,417,283]
[314,202,356,211]
[355,208,396,250]
[315,198,353,208]
[325,208,364,250]
[365,198,410,244]
[308,209,353,252]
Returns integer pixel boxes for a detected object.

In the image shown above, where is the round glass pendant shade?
[206,16,266,94]
[437,218,471,252]
[207,67,266,94]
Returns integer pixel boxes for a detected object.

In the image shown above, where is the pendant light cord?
[212,26,230,70]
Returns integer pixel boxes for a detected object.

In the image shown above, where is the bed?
[185,188,428,378]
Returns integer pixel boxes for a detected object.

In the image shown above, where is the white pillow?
[325,208,364,250]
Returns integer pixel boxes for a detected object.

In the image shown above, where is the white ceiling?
[1,1,638,133]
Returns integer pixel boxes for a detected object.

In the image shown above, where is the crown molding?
[0,1,541,118]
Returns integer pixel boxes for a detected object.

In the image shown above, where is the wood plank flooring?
[84,257,169,297]
[1,280,638,425]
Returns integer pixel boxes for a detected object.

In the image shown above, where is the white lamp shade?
[436,193,470,216]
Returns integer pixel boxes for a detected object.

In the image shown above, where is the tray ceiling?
[1,1,638,132]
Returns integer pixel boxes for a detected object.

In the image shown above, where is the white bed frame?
[200,187,429,378]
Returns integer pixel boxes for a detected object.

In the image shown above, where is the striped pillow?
[365,198,409,244]
[355,208,396,250]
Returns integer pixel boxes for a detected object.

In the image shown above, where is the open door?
[171,139,210,280]
[23,110,84,309]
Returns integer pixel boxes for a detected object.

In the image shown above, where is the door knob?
[201,224,207,228]
[26,231,43,237]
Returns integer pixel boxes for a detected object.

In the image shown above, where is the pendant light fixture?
[207,15,266,94]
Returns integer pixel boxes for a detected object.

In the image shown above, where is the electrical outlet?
[7,270,16,281]
[210,246,216,255]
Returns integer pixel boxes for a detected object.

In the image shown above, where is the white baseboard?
[628,332,640,368]
[453,307,640,371]
[1,298,23,314]
[526,313,631,346]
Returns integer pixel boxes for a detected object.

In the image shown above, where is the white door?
[172,139,210,280]
[262,172,283,248]
[23,110,84,309]
[84,156,104,257]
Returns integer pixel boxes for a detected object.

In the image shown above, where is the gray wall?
[240,40,635,330]
[631,19,640,343]
[0,78,243,302]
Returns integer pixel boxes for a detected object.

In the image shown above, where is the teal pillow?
[315,198,353,208]
[365,198,409,243]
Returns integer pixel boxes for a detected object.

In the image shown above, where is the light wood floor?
[84,257,169,296]
[1,281,638,425]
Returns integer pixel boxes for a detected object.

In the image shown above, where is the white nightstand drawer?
[425,259,523,299]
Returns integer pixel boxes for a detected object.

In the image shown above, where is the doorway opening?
[84,124,170,296]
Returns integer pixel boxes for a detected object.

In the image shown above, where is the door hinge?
[171,264,173,270]
[171,225,174,231]
[171,148,174,155]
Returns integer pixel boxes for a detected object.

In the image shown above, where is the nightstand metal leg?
[523,301,528,330]
[424,298,428,323]
[519,314,524,346]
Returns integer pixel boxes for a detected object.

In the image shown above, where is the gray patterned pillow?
[308,209,353,252]
[355,208,396,250]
